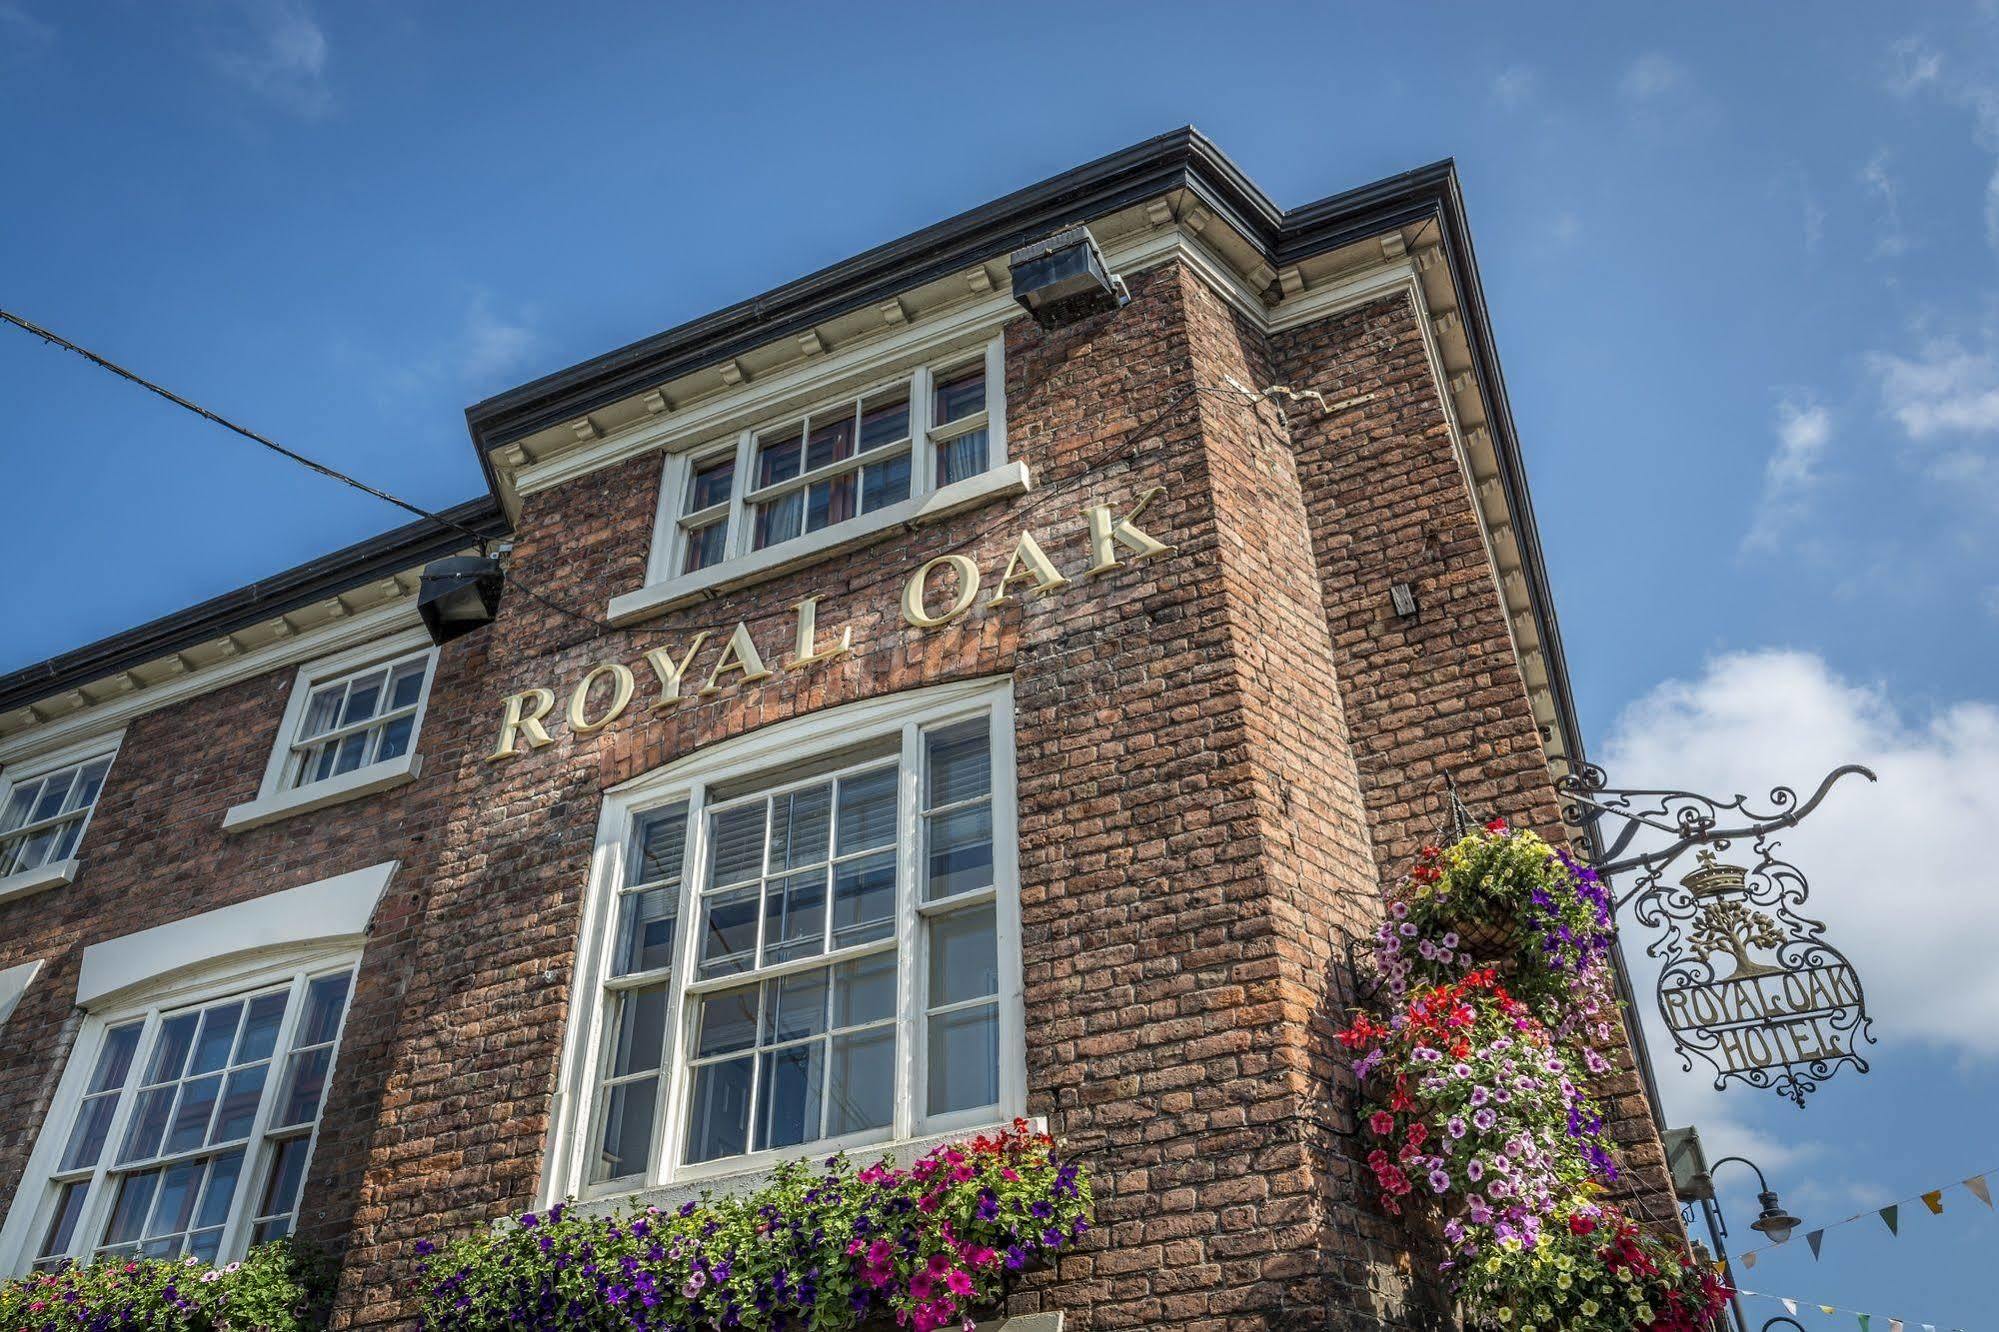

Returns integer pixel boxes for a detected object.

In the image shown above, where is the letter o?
[568,661,636,734]
[902,554,981,628]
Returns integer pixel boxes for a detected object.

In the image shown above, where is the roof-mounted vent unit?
[418,554,505,646]
[1008,226,1129,330]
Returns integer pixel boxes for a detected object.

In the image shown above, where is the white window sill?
[566,1116,1039,1220]
[608,460,1031,627]
[222,753,423,834]
[0,858,79,907]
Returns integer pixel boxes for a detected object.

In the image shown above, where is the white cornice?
[0,598,425,767]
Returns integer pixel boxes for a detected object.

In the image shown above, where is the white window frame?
[541,677,1025,1205]
[223,628,438,834]
[0,730,123,906]
[0,941,360,1275]
[612,337,1021,625]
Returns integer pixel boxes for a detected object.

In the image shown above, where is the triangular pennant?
[1891,1320,1905,1332]
[1820,1307,1836,1317]
[1921,1190,1945,1215]
[1783,1300,1798,1315]
[1859,1314,1871,1330]
[1808,1229,1825,1258]
[1880,1204,1900,1235]
[1742,1251,1757,1270]
[1966,1175,1992,1208]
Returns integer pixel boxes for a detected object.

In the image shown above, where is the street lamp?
[1706,1156,1803,1245]
[1762,1320,1806,1331]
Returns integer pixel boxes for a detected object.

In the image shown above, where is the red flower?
[1568,1212,1597,1237]
[1484,817,1509,834]
[1369,1111,1396,1136]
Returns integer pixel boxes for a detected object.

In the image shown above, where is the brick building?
[0,129,1678,1329]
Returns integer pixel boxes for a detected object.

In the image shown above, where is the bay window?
[552,679,1021,1200]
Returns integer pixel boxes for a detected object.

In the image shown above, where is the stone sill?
[221,753,423,834]
[606,461,1031,626]
[0,858,78,906]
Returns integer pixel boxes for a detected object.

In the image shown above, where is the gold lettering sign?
[487,493,1176,761]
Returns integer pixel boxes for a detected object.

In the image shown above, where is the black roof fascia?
[0,496,508,719]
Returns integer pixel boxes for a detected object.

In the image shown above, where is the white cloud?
[1858,151,1911,258]
[1491,64,1537,110]
[1884,33,1999,251]
[1886,36,1943,96]
[1602,650,1999,1060]
[458,295,538,385]
[1743,396,1832,551]
[1619,52,1685,103]
[210,0,331,118]
[1866,337,1999,455]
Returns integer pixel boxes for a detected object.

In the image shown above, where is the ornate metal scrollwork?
[1556,764,1879,1107]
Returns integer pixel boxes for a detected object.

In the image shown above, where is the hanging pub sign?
[1557,763,1879,1107]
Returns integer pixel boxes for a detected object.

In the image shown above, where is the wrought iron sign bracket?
[1553,762,1880,1107]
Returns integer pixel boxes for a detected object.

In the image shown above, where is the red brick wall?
[1270,290,1678,1228]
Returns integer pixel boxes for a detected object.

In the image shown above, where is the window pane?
[252,1216,293,1245]
[699,886,759,978]
[804,474,855,534]
[148,1158,203,1240]
[835,951,896,1028]
[827,1028,894,1137]
[695,985,758,1059]
[836,768,897,853]
[615,888,678,976]
[195,1152,243,1231]
[331,731,370,776]
[67,758,111,813]
[933,366,985,423]
[683,519,729,574]
[189,1003,242,1076]
[147,1013,200,1083]
[926,804,994,901]
[769,784,831,871]
[753,491,803,549]
[13,826,60,872]
[164,1074,222,1154]
[375,714,415,763]
[211,1064,268,1143]
[756,430,803,487]
[765,970,828,1044]
[388,661,428,712]
[860,452,910,513]
[30,773,73,823]
[607,986,669,1078]
[339,671,386,727]
[274,1047,332,1128]
[37,1181,87,1262]
[762,871,826,964]
[926,722,990,806]
[91,1023,143,1094]
[299,686,343,740]
[831,852,896,948]
[187,1228,224,1264]
[805,411,855,472]
[859,392,909,451]
[929,906,998,1007]
[51,817,84,862]
[258,1136,312,1225]
[103,1169,161,1247]
[756,1043,824,1151]
[708,804,766,887]
[0,781,37,833]
[686,1056,753,1163]
[297,974,351,1048]
[686,454,736,512]
[61,1094,120,1172]
[936,428,989,487]
[630,804,689,886]
[236,994,288,1064]
[592,1077,658,1184]
[927,1003,1000,1116]
[119,1087,175,1164]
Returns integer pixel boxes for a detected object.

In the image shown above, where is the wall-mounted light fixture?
[418,553,505,645]
[1009,226,1128,329]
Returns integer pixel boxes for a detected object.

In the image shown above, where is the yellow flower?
[1581,1300,1599,1317]
[1495,1309,1513,1324]
[1636,1305,1655,1322]
[1555,1274,1572,1290]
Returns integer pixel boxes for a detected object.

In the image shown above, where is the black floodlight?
[1009,225,1128,329]
[417,554,505,645]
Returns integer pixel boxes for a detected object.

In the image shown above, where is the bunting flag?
[1741,1250,1756,1270]
[1782,1298,1797,1314]
[1808,1229,1825,1259]
[1966,1174,1992,1208]
[1920,1190,1944,1215]
[1735,1287,1964,1332]
[1734,1158,1999,1266]
[1879,1203,1899,1235]
[1858,1314,1872,1330]
[1890,1319,1904,1332]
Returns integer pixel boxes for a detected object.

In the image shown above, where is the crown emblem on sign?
[1680,848,1747,898]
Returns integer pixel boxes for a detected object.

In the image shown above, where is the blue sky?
[5,3,1999,1325]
